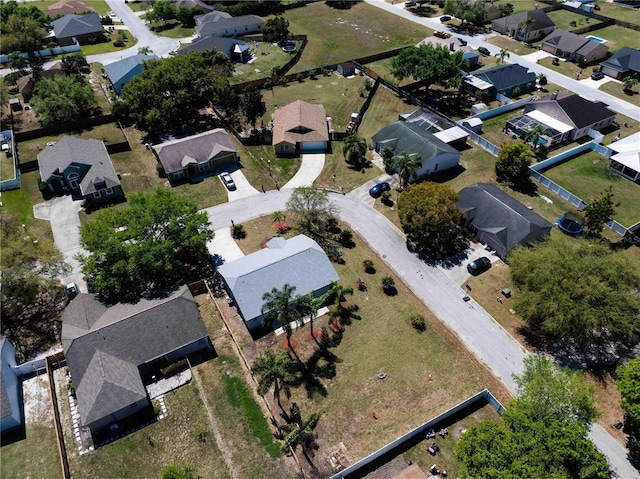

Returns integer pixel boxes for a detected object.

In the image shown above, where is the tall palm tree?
[342,134,367,168]
[262,284,303,354]
[328,282,354,307]
[519,16,536,41]
[381,146,395,173]
[525,124,547,150]
[280,403,324,466]
[299,291,326,341]
[251,348,297,413]
[393,151,422,189]
[138,46,153,55]
[495,49,510,65]
[623,76,638,93]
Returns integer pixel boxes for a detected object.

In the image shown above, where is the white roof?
[434,126,469,143]
[611,151,640,173]
[525,110,573,134]
[464,75,492,90]
[608,131,640,154]
[462,117,483,127]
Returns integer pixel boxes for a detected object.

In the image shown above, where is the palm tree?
[342,134,367,168]
[328,282,353,307]
[280,403,324,466]
[381,276,395,294]
[393,151,422,189]
[495,49,510,65]
[623,76,638,93]
[262,284,303,354]
[518,16,536,41]
[138,46,153,55]
[381,146,395,173]
[299,291,326,341]
[525,124,547,150]
[251,348,297,413]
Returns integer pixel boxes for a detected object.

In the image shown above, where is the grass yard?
[593,1,640,25]
[80,31,136,56]
[280,2,431,74]
[364,57,414,88]
[587,24,640,53]
[538,56,587,80]
[0,149,16,182]
[315,141,381,192]
[493,1,540,16]
[546,9,603,33]
[543,151,640,227]
[486,36,540,56]
[598,79,640,105]
[126,1,149,13]
[237,144,297,194]
[230,41,299,85]
[357,83,416,141]
[148,20,194,39]
[31,0,111,15]
[260,73,368,132]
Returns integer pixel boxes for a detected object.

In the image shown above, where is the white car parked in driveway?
[220,172,236,190]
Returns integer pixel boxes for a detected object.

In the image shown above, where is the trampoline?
[557,213,584,235]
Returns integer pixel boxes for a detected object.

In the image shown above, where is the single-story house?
[171,0,214,11]
[607,132,640,182]
[37,136,124,205]
[371,121,461,181]
[177,36,250,62]
[473,0,501,21]
[540,29,609,64]
[1,336,23,435]
[46,0,95,18]
[217,235,339,332]
[50,12,104,46]
[599,47,640,80]
[491,9,556,42]
[272,100,329,155]
[61,285,212,434]
[152,128,239,185]
[195,13,264,38]
[457,183,553,259]
[17,62,64,102]
[506,90,616,146]
[465,64,536,99]
[104,54,158,95]
[337,61,357,77]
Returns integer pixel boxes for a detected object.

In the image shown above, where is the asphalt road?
[202,190,639,478]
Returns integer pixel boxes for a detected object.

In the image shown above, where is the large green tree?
[251,348,298,413]
[495,141,533,189]
[617,358,640,452]
[583,187,618,238]
[342,134,368,169]
[147,0,176,24]
[78,189,214,303]
[443,0,486,27]
[397,182,465,258]
[239,85,266,129]
[286,186,337,249]
[261,284,304,354]
[261,16,290,44]
[0,1,48,54]
[457,354,609,479]
[30,75,97,125]
[509,236,640,347]
[391,43,465,91]
[117,53,236,134]
[393,151,421,189]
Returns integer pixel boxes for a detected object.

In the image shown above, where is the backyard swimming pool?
[586,35,607,44]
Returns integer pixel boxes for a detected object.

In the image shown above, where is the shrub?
[362,259,374,273]
[272,220,289,233]
[381,191,392,205]
[232,223,246,239]
[339,229,354,247]
[537,73,547,85]
[381,276,395,294]
[194,424,210,443]
[410,314,426,331]
[156,162,166,178]
[570,20,577,27]
[277,76,289,87]
[552,57,560,66]
[296,73,304,83]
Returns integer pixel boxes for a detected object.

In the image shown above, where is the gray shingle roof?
[152,128,237,174]
[51,12,103,39]
[217,235,339,323]
[532,90,615,129]
[457,183,553,255]
[104,54,158,90]
[542,29,590,54]
[371,121,459,160]
[37,136,121,195]
[492,9,555,31]
[475,64,536,92]
[196,14,264,38]
[177,36,245,56]
[600,47,640,73]
[61,285,209,426]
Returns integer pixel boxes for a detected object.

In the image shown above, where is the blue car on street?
[369,182,391,198]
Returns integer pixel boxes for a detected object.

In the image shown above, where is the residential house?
[104,54,158,94]
[464,63,536,100]
[177,36,250,62]
[541,29,609,64]
[152,128,239,185]
[337,61,357,77]
[17,62,64,102]
[607,132,640,182]
[599,47,640,79]
[1,337,23,435]
[37,136,124,205]
[272,100,329,155]
[506,90,616,146]
[217,235,339,332]
[472,0,501,21]
[171,0,214,11]
[457,183,553,259]
[371,121,461,181]
[50,12,104,46]
[195,13,264,39]
[491,9,556,42]
[46,0,95,18]
[61,285,212,434]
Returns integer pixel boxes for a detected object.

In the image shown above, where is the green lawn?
[598,79,640,105]
[0,148,16,182]
[0,424,61,479]
[148,20,195,39]
[593,1,640,24]
[543,151,640,227]
[32,0,111,16]
[356,82,415,142]
[587,24,640,53]
[126,1,150,13]
[493,1,540,16]
[230,41,298,85]
[538,56,585,80]
[546,9,603,32]
[278,1,431,74]
[487,36,540,56]
[80,31,137,56]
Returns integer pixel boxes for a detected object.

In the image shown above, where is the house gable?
[272,100,329,153]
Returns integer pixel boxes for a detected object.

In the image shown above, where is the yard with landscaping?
[80,30,137,56]
[231,40,301,85]
[486,36,540,56]
[546,8,604,33]
[598,78,640,103]
[147,19,195,39]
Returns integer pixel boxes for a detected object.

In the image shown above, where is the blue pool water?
[586,35,606,44]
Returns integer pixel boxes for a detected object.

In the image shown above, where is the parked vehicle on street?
[478,46,490,56]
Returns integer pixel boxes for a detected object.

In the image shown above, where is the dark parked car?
[478,46,490,56]
[369,182,391,198]
[467,257,491,275]
[591,71,605,80]
[440,15,451,22]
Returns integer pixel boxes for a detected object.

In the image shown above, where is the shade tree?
[391,43,465,91]
[495,141,534,190]
[286,186,338,250]
[30,75,97,125]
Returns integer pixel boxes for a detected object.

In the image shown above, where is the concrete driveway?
[222,170,261,202]
[436,242,501,286]
[33,196,87,291]
[283,153,325,189]
[347,173,398,206]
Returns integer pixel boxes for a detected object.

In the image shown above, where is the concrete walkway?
[206,227,245,263]
[282,153,325,189]
[224,170,261,202]
[33,196,87,292]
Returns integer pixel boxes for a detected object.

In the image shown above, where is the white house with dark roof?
[152,128,239,185]
[37,136,123,205]
[491,9,556,42]
[195,13,264,38]
[371,121,461,181]
[457,183,553,259]
[1,336,23,435]
[50,12,104,46]
[104,54,158,94]
[61,285,212,434]
[217,235,339,332]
